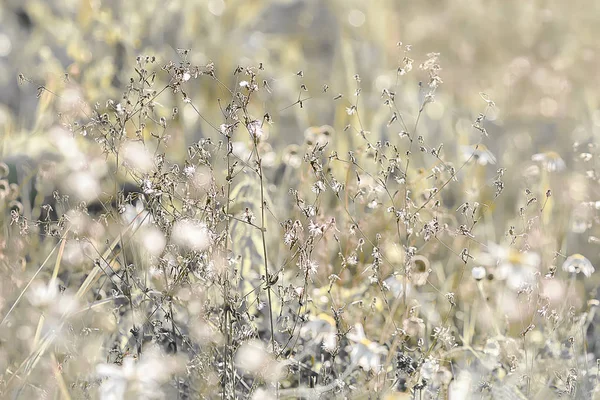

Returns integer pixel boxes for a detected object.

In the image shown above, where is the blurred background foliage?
[2,0,599,143]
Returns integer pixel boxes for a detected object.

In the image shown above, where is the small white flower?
[307,260,319,275]
[308,220,323,236]
[562,253,594,277]
[347,323,387,372]
[283,232,295,246]
[183,164,196,178]
[531,151,566,172]
[122,141,154,173]
[461,144,496,165]
[367,199,379,209]
[96,346,181,400]
[138,225,166,257]
[472,266,486,280]
[480,242,540,290]
[121,198,152,229]
[300,314,337,353]
[311,180,327,194]
[420,357,439,381]
[171,219,212,252]
[27,281,59,308]
[235,339,267,374]
[242,208,256,223]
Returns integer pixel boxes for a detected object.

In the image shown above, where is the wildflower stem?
[253,136,276,355]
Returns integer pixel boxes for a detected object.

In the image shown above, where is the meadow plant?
[2,42,600,400]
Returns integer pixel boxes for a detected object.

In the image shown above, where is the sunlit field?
[2,0,600,398]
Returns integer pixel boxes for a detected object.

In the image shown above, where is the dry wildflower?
[432,326,456,350]
[0,161,8,178]
[408,254,430,286]
[246,119,263,140]
[402,316,425,338]
[7,34,600,400]
[311,180,327,194]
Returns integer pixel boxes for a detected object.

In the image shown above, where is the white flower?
[27,281,59,308]
[383,275,411,298]
[330,179,343,193]
[420,357,439,381]
[472,266,486,280]
[138,225,166,257]
[300,314,337,353]
[460,144,496,165]
[235,340,283,382]
[121,198,152,229]
[96,346,182,400]
[236,339,267,374]
[183,164,196,178]
[122,141,154,173]
[171,219,212,252]
[480,242,540,290]
[219,123,235,136]
[67,171,101,202]
[347,323,387,372]
[308,220,323,236]
[367,199,379,209]
[531,151,566,172]
[242,208,256,223]
[562,253,594,277]
[306,260,319,275]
